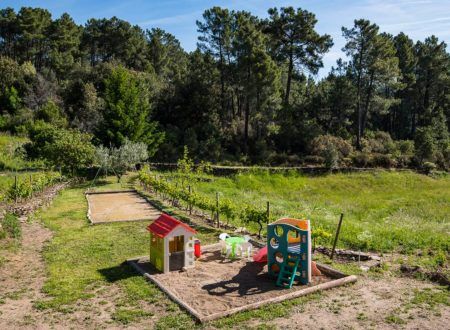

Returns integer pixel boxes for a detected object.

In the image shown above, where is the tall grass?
[0,133,44,171]
[191,170,449,253]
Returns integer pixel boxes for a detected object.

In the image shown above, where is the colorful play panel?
[267,218,312,288]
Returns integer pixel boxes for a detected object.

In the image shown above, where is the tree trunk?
[284,51,294,106]
[361,72,375,138]
[244,97,250,154]
[355,41,365,150]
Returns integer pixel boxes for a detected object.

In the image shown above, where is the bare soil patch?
[86,191,160,224]
[129,243,356,322]
[0,221,51,328]
[260,276,450,329]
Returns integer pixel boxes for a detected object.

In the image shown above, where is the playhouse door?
[169,235,184,271]
[169,251,184,271]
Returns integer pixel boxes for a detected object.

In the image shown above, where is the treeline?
[0,6,449,172]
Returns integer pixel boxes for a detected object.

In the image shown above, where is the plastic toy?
[267,218,312,288]
[253,245,268,263]
[219,233,252,259]
[147,213,197,273]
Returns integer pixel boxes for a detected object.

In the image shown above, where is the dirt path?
[0,221,52,328]
[248,275,449,329]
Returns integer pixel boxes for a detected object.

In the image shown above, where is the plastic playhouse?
[147,213,198,273]
[266,218,312,288]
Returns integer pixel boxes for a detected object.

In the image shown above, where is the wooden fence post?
[330,213,344,260]
[14,175,18,203]
[266,201,270,223]
[216,192,220,228]
[188,185,192,215]
[30,174,33,197]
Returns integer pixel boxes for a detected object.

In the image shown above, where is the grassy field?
[188,170,449,257]
[0,133,44,171]
[4,173,444,328]
[0,133,46,201]
[32,176,337,328]
[34,177,219,327]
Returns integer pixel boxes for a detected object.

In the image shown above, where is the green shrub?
[372,153,396,168]
[310,135,353,158]
[351,152,371,167]
[396,154,412,168]
[323,143,339,169]
[303,155,324,165]
[422,162,437,174]
[396,140,415,155]
[6,172,61,202]
[414,127,437,163]
[268,153,301,166]
[362,131,396,154]
[1,213,21,239]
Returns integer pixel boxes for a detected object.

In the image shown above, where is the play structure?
[263,218,312,288]
[131,215,356,323]
[147,213,197,273]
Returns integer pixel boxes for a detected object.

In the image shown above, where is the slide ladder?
[276,254,301,289]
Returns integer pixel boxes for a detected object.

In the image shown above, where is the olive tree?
[95,139,148,182]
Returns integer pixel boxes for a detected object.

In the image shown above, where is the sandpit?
[128,243,357,322]
[86,190,160,224]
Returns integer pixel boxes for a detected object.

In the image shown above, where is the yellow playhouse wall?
[149,233,164,272]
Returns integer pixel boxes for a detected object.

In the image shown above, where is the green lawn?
[18,171,447,327]
[189,170,449,255]
[34,176,331,327]
[34,177,218,327]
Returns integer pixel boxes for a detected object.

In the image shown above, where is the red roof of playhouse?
[147,213,197,238]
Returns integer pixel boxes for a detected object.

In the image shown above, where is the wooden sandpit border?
[85,189,160,225]
[127,244,357,323]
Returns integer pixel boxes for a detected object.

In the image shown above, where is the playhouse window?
[169,235,184,253]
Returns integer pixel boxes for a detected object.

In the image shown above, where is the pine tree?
[266,7,333,105]
[99,66,163,156]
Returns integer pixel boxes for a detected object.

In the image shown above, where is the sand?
[132,244,337,319]
[86,191,161,223]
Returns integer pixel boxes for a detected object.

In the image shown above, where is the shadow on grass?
[98,263,140,283]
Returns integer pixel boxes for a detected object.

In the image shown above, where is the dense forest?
[0,6,449,171]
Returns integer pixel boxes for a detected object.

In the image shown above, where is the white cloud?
[138,11,201,27]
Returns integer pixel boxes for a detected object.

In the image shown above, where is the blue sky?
[4,0,450,77]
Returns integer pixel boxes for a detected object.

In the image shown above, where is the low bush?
[422,162,437,174]
[372,153,396,168]
[303,155,324,165]
[310,135,353,157]
[351,152,371,167]
[1,213,21,239]
[362,131,396,154]
[396,140,415,155]
[6,172,61,202]
[267,153,301,166]
[395,154,413,168]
